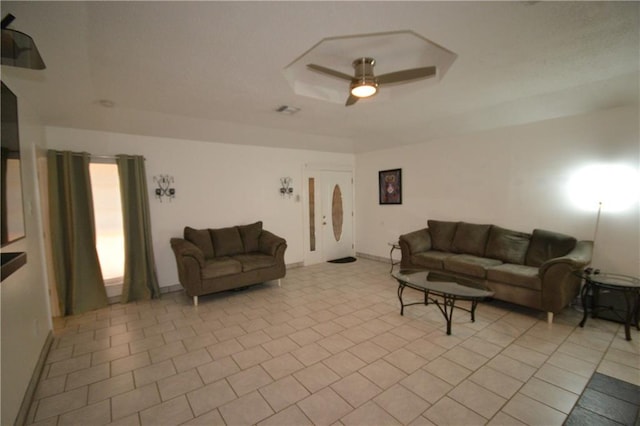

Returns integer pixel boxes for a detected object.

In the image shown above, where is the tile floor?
[26,258,640,425]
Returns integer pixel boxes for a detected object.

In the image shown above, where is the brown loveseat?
[170,221,286,305]
[399,220,593,323]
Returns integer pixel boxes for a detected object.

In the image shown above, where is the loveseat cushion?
[525,229,577,267]
[428,220,459,252]
[233,253,277,272]
[485,226,531,265]
[411,251,454,270]
[451,222,492,257]
[443,254,502,278]
[238,221,263,253]
[184,227,215,259]
[487,264,541,291]
[201,257,242,279]
[210,226,244,257]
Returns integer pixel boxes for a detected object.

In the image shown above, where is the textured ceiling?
[2,1,638,153]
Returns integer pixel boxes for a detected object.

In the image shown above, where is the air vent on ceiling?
[276,105,301,115]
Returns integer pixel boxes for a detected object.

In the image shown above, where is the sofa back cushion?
[184,227,215,259]
[451,222,492,257]
[525,229,577,267]
[485,226,531,265]
[210,226,244,257]
[238,221,263,253]
[427,220,459,252]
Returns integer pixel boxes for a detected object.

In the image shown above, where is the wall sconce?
[280,177,293,198]
[154,175,175,202]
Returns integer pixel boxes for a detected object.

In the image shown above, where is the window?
[89,162,124,284]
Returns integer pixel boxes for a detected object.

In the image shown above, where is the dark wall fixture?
[0,81,28,281]
[1,14,46,70]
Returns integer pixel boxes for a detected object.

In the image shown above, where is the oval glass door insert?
[332,184,343,241]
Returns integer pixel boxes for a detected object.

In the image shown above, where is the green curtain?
[47,150,108,315]
[116,155,160,303]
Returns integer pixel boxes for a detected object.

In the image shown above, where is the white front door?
[303,167,354,265]
[321,170,354,261]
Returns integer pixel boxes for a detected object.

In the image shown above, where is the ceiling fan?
[307,57,436,106]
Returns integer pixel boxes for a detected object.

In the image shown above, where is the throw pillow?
[427,220,459,252]
[525,229,577,267]
[238,221,263,253]
[210,226,245,257]
[184,227,215,259]
[451,222,492,257]
[485,226,531,265]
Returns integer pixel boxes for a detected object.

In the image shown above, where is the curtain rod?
[53,152,145,161]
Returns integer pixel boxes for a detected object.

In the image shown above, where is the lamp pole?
[592,201,602,262]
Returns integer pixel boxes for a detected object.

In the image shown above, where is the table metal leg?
[433,295,457,335]
[397,283,406,316]
[470,299,478,322]
[579,281,590,328]
[623,289,634,341]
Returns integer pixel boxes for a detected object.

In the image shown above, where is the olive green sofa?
[399,220,593,323]
[170,221,286,305]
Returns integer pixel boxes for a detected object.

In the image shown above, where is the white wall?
[1,81,52,426]
[355,105,640,276]
[45,127,354,289]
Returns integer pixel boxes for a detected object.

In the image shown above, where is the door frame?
[302,163,355,266]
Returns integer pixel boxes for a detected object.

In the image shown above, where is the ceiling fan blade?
[376,66,436,85]
[345,94,359,106]
[307,64,353,81]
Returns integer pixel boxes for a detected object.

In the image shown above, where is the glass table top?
[577,272,640,289]
[392,270,494,299]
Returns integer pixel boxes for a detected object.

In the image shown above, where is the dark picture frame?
[379,168,402,205]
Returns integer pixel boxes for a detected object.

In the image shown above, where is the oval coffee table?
[392,269,494,335]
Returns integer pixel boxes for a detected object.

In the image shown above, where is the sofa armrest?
[399,228,432,255]
[170,238,206,297]
[539,240,593,276]
[539,240,593,313]
[399,228,432,269]
[259,230,287,257]
[170,238,205,267]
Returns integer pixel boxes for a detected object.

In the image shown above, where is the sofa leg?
[193,296,198,307]
[547,312,553,324]
[278,279,281,287]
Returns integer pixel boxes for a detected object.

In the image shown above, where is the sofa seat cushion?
[202,257,242,279]
[210,226,245,257]
[411,251,454,270]
[443,254,502,278]
[233,253,277,272]
[487,264,541,291]
[451,222,492,257]
[485,226,531,265]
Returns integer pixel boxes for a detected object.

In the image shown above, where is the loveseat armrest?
[170,238,205,267]
[259,230,287,257]
[539,240,593,313]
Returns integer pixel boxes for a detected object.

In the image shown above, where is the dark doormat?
[327,256,357,264]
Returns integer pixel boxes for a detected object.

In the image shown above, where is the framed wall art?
[379,168,402,205]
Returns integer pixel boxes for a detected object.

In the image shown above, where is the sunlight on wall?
[567,163,640,213]
[90,163,124,282]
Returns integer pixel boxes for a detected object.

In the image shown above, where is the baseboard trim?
[286,262,304,269]
[15,330,54,426]
[356,252,392,264]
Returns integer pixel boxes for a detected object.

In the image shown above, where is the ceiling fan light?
[350,81,378,98]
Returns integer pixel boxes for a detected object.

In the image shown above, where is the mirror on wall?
[1,81,26,246]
